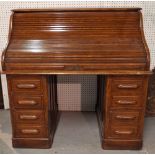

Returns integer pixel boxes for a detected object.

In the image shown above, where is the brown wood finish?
[7,75,58,148]
[146,68,155,116]
[96,75,149,149]
[1,8,150,150]
[2,8,149,72]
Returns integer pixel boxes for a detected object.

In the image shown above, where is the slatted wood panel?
[4,9,148,72]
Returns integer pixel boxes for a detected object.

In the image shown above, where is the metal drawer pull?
[115,115,136,120]
[21,129,39,134]
[19,115,38,120]
[116,100,137,105]
[16,84,36,89]
[115,130,133,135]
[117,84,139,89]
[17,100,38,105]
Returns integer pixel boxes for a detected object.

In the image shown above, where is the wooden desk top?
[12,8,142,12]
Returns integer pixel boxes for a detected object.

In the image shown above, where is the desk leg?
[7,75,58,148]
[49,75,59,138]
[97,75,149,150]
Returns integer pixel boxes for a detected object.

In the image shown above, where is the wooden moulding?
[102,139,142,150]
[12,8,142,12]
[12,137,52,149]
[0,70,152,75]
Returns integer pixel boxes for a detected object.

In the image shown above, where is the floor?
[0,110,155,154]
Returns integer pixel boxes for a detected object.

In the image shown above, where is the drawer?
[13,95,43,109]
[111,79,143,96]
[109,110,141,126]
[107,125,138,139]
[10,76,43,93]
[14,125,48,138]
[111,96,142,108]
[13,110,45,124]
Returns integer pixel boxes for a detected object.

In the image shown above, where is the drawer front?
[13,95,43,109]
[14,125,48,138]
[12,80,42,93]
[111,79,143,96]
[107,125,138,139]
[13,110,45,124]
[111,96,142,108]
[9,76,43,93]
[109,110,141,126]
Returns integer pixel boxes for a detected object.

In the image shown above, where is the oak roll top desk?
[1,8,151,150]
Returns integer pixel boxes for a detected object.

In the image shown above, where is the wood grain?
[2,8,149,73]
[2,8,150,150]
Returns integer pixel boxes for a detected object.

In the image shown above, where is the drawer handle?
[21,129,39,134]
[16,84,36,89]
[117,84,139,89]
[116,100,137,105]
[19,115,38,120]
[115,130,133,135]
[17,100,38,105]
[115,115,136,120]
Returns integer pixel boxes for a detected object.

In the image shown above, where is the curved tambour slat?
[3,8,149,72]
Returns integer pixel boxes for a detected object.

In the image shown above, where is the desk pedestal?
[97,75,148,149]
[7,74,148,149]
[7,75,58,148]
